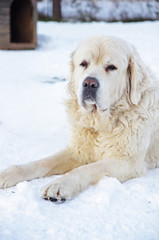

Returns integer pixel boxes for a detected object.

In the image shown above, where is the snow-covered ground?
[0,21,159,240]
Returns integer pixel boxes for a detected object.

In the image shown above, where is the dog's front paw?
[0,166,24,188]
[41,174,80,202]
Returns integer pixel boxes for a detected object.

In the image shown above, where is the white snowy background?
[0,20,159,240]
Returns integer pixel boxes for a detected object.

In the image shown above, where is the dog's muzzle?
[82,77,99,105]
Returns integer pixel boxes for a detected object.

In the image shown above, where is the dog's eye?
[80,60,88,68]
[106,65,117,72]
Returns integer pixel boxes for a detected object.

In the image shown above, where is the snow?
[38,0,159,22]
[0,20,159,239]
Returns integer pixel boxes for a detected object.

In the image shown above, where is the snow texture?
[38,0,159,21]
[0,21,159,240]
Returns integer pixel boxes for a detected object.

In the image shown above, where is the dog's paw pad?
[49,197,66,203]
[49,197,58,202]
[44,196,66,203]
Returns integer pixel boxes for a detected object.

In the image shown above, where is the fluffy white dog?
[0,36,159,202]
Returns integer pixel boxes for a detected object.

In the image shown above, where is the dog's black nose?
[83,77,99,89]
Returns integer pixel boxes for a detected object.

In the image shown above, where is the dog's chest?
[70,128,98,163]
[70,127,123,163]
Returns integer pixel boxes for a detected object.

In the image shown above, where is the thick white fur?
[0,36,159,201]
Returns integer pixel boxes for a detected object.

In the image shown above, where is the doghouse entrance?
[10,0,33,43]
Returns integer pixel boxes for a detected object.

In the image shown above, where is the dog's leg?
[41,159,108,201]
[41,157,145,202]
[0,148,79,189]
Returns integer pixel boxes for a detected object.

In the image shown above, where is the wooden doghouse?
[0,0,37,50]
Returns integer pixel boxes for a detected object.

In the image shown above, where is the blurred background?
[38,0,159,22]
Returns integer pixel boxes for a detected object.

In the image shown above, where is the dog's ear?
[127,46,147,105]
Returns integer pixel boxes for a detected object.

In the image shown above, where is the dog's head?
[69,36,147,113]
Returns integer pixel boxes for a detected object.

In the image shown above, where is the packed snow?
[0,21,159,240]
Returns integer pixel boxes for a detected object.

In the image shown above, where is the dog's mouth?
[84,96,96,104]
[82,97,107,112]
[82,96,97,111]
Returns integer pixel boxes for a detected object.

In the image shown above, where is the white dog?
[0,36,159,202]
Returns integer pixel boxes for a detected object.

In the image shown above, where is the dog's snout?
[82,77,99,105]
[83,77,99,89]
